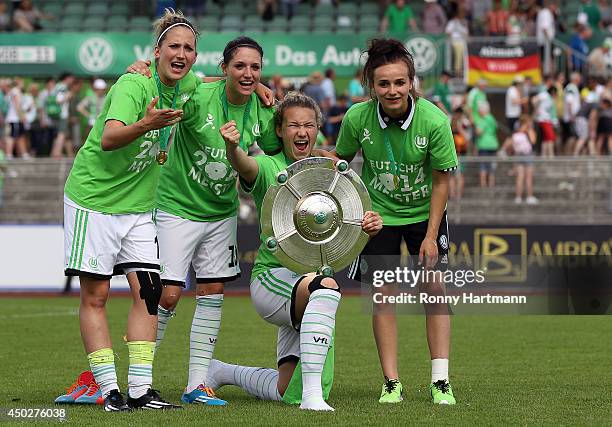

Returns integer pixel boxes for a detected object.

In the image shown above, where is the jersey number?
[228,245,238,268]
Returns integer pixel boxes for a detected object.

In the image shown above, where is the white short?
[250,267,306,364]
[155,210,240,285]
[63,197,159,278]
[575,117,589,140]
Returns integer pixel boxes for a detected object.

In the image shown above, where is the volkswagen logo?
[78,37,113,73]
[405,37,437,74]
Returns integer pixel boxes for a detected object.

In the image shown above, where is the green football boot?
[379,377,403,403]
[430,379,456,405]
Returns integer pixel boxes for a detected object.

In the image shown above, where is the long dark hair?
[362,38,419,100]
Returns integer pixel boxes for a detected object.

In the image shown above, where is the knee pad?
[137,271,162,315]
[308,275,341,294]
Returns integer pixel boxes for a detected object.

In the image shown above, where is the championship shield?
[261,157,371,276]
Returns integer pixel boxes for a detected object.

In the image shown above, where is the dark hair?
[362,38,419,100]
[274,92,323,130]
[58,72,73,82]
[153,8,199,47]
[222,36,264,65]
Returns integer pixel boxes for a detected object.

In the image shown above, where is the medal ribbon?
[221,85,252,152]
[383,128,407,191]
[154,71,180,153]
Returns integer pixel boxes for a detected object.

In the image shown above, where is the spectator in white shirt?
[445,9,469,77]
[562,72,582,153]
[536,1,556,74]
[505,75,526,132]
[532,85,558,157]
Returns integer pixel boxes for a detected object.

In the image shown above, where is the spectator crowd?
[0,0,611,208]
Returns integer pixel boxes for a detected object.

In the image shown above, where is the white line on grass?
[0,309,79,319]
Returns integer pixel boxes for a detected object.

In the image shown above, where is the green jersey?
[241,151,291,280]
[64,68,200,214]
[474,114,499,150]
[336,98,457,226]
[467,87,487,120]
[433,81,451,113]
[156,80,279,221]
[385,4,414,33]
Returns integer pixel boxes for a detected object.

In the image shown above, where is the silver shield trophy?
[261,157,371,276]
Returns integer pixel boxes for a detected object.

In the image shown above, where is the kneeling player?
[207,93,382,411]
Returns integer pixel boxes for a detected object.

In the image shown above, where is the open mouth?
[170,62,185,73]
[386,98,401,103]
[239,80,255,90]
[294,140,309,152]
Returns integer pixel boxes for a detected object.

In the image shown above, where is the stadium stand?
[0,158,610,225]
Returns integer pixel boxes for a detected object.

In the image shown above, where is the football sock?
[186,294,223,392]
[87,348,118,398]
[299,288,340,410]
[207,359,281,401]
[155,305,173,349]
[431,358,449,383]
[127,341,155,399]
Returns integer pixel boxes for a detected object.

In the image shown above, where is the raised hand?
[142,96,183,131]
[219,121,241,147]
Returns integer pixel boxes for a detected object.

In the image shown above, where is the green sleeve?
[335,111,360,158]
[178,96,198,129]
[429,120,458,170]
[240,155,270,195]
[257,112,282,155]
[105,80,145,126]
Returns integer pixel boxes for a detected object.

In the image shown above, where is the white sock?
[128,364,152,399]
[431,358,449,383]
[88,348,118,398]
[299,288,340,410]
[92,366,118,399]
[186,294,223,392]
[155,305,173,349]
[207,359,281,401]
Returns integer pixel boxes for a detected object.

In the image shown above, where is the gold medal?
[157,150,168,165]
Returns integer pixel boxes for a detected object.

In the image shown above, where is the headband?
[156,22,196,47]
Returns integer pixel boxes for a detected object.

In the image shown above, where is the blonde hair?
[152,8,199,47]
[274,92,323,129]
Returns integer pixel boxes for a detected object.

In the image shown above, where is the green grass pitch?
[0,296,610,425]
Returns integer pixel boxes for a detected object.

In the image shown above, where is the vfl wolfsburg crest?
[78,37,113,73]
[414,135,428,149]
[88,257,99,270]
[252,122,261,137]
[261,157,371,276]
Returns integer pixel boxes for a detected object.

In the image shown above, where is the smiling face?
[222,47,262,104]
[154,25,197,86]
[277,106,318,162]
[372,61,412,118]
